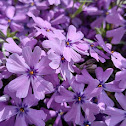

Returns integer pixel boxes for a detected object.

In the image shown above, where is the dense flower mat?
[0,0,126,126]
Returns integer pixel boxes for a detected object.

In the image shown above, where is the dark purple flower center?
[31,2,34,6]
[16,103,29,117]
[58,110,64,116]
[27,67,38,78]
[61,55,65,63]
[66,39,72,47]
[44,27,52,32]
[8,19,11,23]
[83,120,91,126]
[74,92,85,104]
[103,9,109,17]
[98,80,105,88]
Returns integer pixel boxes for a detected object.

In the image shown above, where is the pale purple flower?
[106,9,126,44]
[76,67,123,109]
[0,87,46,126]
[43,38,74,80]
[48,0,61,6]
[6,46,54,99]
[83,37,109,63]
[105,93,126,126]
[27,12,65,40]
[0,6,27,32]
[4,37,37,54]
[42,100,70,126]
[55,80,99,124]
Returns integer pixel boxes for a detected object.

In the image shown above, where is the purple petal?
[120,119,126,126]
[107,27,125,44]
[82,102,99,122]
[55,86,74,103]
[14,116,27,126]
[5,6,15,19]
[31,46,41,67]
[95,67,103,81]
[32,76,54,100]
[22,46,32,67]
[105,81,124,92]
[27,108,46,126]
[67,25,84,42]
[115,93,126,110]
[64,103,81,124]
[0,106,16,122]
[8,75,30,98]
[4,38,22,54]
[102,68,113,82]
[6,53,29,74]
[99,91,114,107]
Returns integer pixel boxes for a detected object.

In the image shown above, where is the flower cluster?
[0,0,126,126]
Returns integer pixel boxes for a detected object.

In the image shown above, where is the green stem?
[71,1,86,19]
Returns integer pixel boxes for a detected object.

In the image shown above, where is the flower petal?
[27,108,46,126]
[8,75,30,98]
[115,93,126,110]
[6,53,29,74]
[14,115,27,126]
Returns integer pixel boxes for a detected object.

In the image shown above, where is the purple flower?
[83,37,109,63]
[0,6,27,32]
[76,67,123,108]
[105,93,126,126]
[6,46,54,99]
[0,88,46,126]
[48,0,61,6]
[28,12,65,40]
[106,11,126,44]
[43,38,74,80]
[55,80,99,124]
[42,100,70,126]
[63,25,84,62]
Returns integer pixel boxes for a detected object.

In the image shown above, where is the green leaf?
[58,74,64,81]
[7,27,11,37]
[0,30,6,39]
[79,0,93,3]
[71,1,86,18]
[9,31,18,37]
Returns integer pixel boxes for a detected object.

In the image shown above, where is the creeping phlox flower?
[76,67,124,109]
[0,0,125,125]
[55,79,99,125]
[6,46,54,99]
[105,93,126,126]
[0,87,46,126]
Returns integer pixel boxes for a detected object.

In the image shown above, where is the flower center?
[8,19,11,23]
[46,29,50,32]
[61,55,65,63]
[98,84,102,87]
[29,71,34,75]
[66,39,72,47]
[83,121,91,126]
[31,2,34,6]
[106,12,109,15]
[90,44,94,47]
[111,51,114,53]
[66,42,70,45]
[78,97,81,101]
[20,108,24,112]
[98,80,105,88]
[59,112,64,115]
[74,93,85,104]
